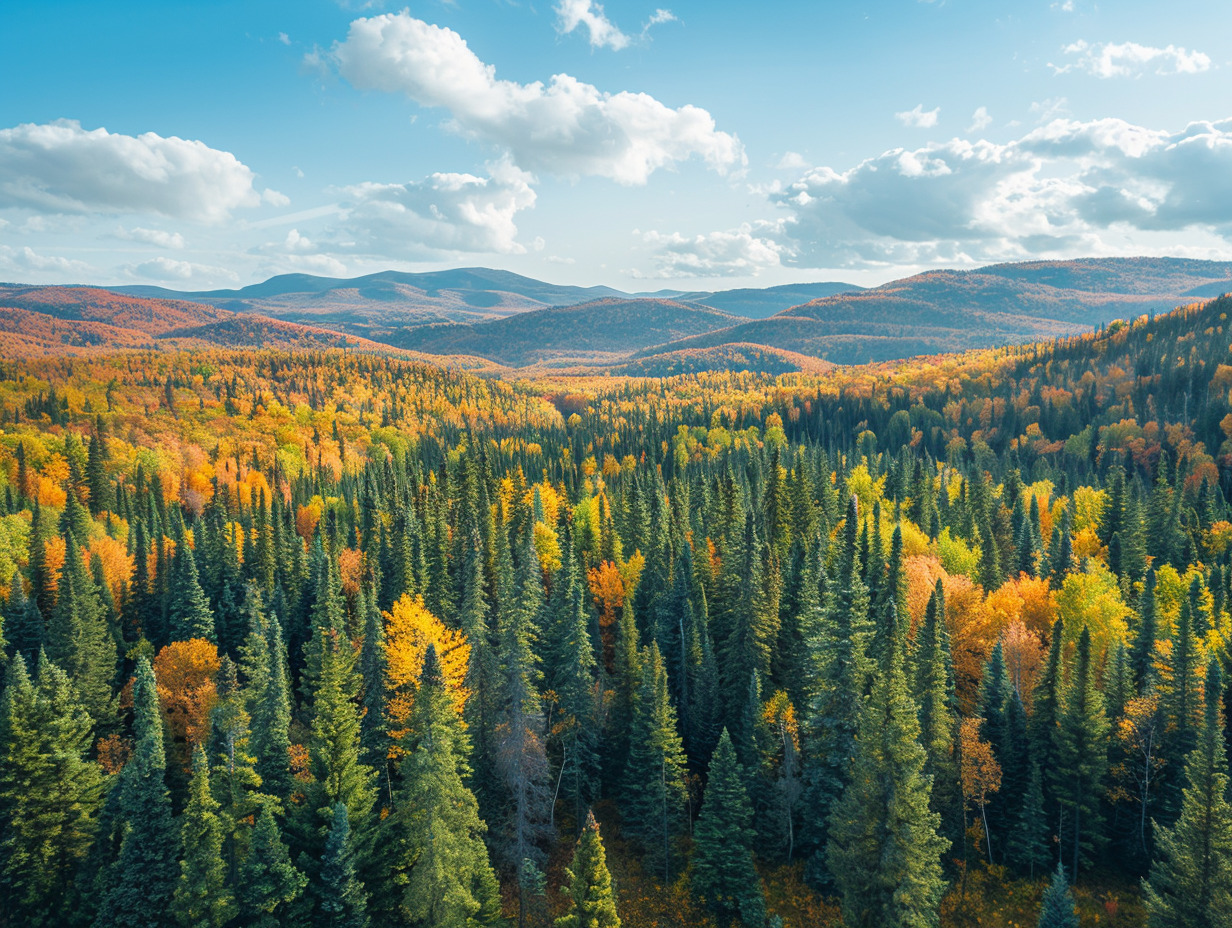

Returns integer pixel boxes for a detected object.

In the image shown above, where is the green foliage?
[1036,864,1079,928]
[691,730,766,927]
[556,811,620,928]
[172,747,236,928]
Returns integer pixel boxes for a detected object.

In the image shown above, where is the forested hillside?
[1,297,1231,927]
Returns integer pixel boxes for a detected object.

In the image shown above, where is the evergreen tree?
[0,655,104,925]
[172,746,236,928]
[1036,863,1079,928]
[556,811,620,928]
[4,568,43,661]
[1007,762,1053,878]
[914,580,960,842]
[246,606,293,803]
[96,657,179,927]
[45,529,116,728]
[827,632,947,928]
[1142,660,1232,928]
[388,646,503,928]
[691,730,766,928]
[1053,625,1109,881]
[802,495,870,882]
[240,803,307,928]
[622,642,688,883]
[169,518,216,643]
[318,803,369,928]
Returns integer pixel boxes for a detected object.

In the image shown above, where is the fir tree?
[388,646,503,928]
[1053,625,1109,881]
[0,655,104,925]
[318,803,369,928]
[691,730,766,928]
[169,517,216,643]
[827,632,947,928]
[622,642,689,883]
[240,803,307,928]
[802,495,870,883]
[1007,762,1053,879]
[1036,863,1079,928]
[96,657,179,927]
[172,746,236,928]
[1142,660,1232,928]
[556,811,620,928]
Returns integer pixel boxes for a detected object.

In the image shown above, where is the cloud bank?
[1054,40,1212,78]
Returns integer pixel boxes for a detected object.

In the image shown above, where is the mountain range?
[3,256,1230,372]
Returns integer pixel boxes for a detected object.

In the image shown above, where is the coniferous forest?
[3,296,1232,928]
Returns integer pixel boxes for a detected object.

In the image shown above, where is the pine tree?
[623,642,689,883]
[556,811,620,928]
[246,606,293,803]
[96,657,179,927]
[0,655,104,925]
[913,580,961,844]
[1053,625,1109,881]
[827,633,947,928]
[388,646,503,927]
[239,802,307,928]
[691,730,766,928]
[1142,660,1232,928]
[4,568,43,661]
[172,746,236,928]
[1036,863,1079,928]
[318,802,369,928]
[1007,762,1052,878]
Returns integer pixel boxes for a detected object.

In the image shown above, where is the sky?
[2,0,1230,292]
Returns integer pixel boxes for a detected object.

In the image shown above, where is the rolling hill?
[389,298,746,367]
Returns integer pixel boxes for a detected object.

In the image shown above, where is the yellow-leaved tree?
[383,594,469,752]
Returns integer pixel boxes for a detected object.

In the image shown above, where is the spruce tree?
[240,802,307,927]
[96,657,179,927]
[622,642,689,883]
[388,646,503,927]
[802,495,870,882]
[246,607,293,803]
[169,517,216,643]
[1142,660,1232,928]
[827,630,947,928]
[0,655,104,925]
[318,802,369,928]
[691,729,766,928]
[1007,761,1053,878]
[4,568,43,661]
[172,746,236,928]
[1053,625,1109,881]
[556,811,620,928]
[45,529,116,728]
[1036,863,1079,928]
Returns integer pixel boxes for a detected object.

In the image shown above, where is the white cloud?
[0,245,94,278]
[0,120,266,222]
[1030,97,1070,123]
[767,116,1232,268]
[968,107,992,133]
[278,32,291,45]
[896,104,940,129]
[129,256,238,282]
[262,188,291,207]
[115,226,186,249]
[341,159,537,257]
[556,0,629,50]
[777,151,809,171]
[638,222,784,278]
[1054,40,1212,78]
[327,11,742,184]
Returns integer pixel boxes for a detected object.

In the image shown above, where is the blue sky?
[2,0,1230,291]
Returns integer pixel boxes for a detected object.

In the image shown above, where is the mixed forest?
[1,295,1232,928]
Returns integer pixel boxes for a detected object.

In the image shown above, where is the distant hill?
[0,286,390,358]
[680,281,861,318]
[644,258,1232,365]
[609,343,835,377]
[391,298,744,367]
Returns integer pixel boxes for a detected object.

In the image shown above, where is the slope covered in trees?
[0,295,1231,927]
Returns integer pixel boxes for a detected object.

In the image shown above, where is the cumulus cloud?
[1054,40,1212,78]
[0,245,94,278]
[340,160,537,257]
[129,256,238,282]
[968,107,992,133]
[896,104,940,129]
[115,226,186,249]
[327,11,742,184]
[638,222,784,278]
[0,120,266,222]
[556,0,629,50]
[767,116,1232,268]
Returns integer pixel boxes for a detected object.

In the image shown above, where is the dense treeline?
[1,298,1232,927]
